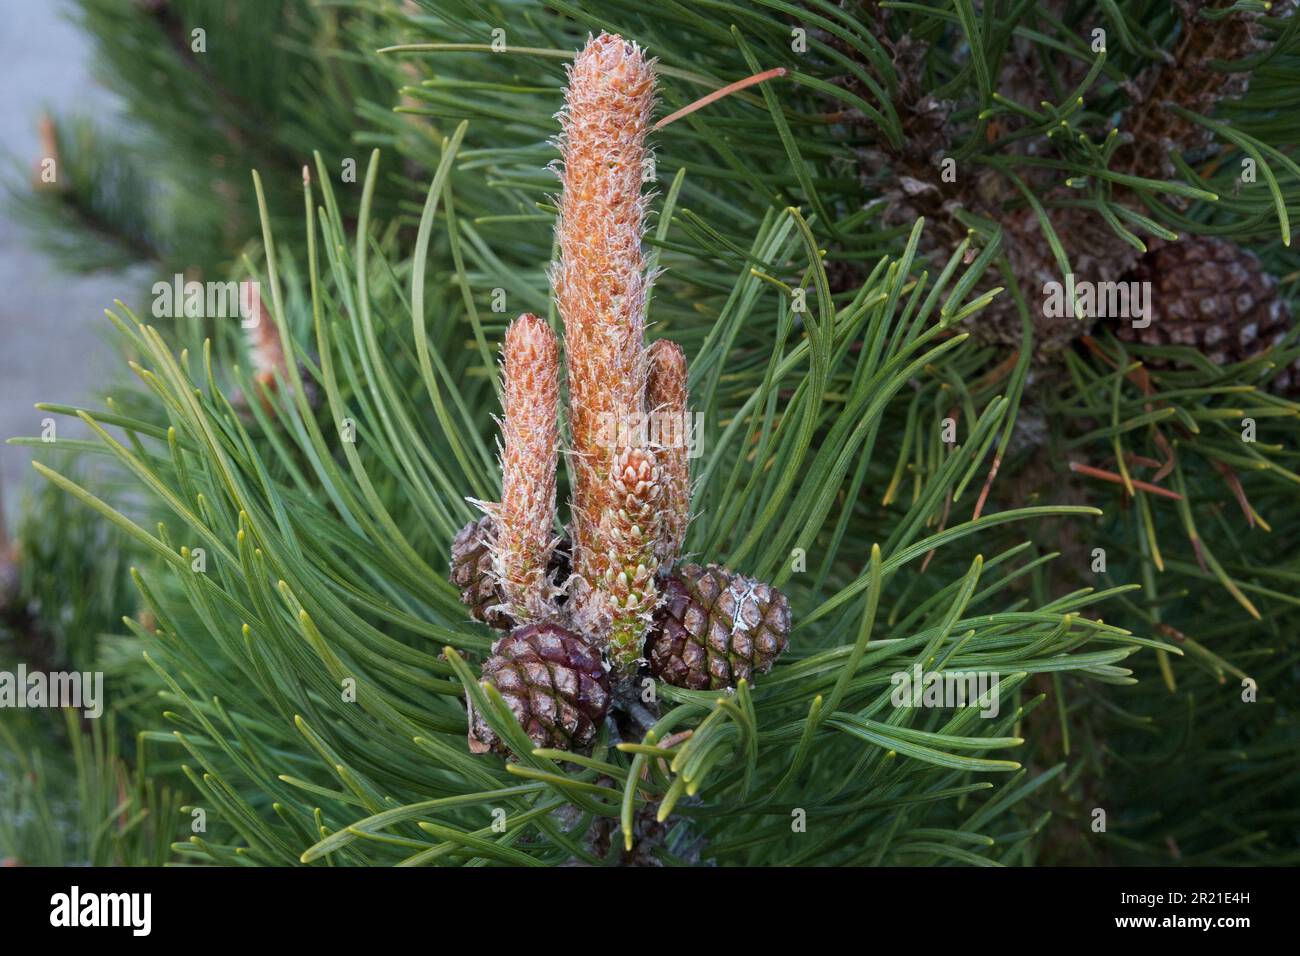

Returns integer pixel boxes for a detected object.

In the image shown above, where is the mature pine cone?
[1115,236,1296,386]
[449,515,511,629]
[468,622,611,755]
[647,564,790,690]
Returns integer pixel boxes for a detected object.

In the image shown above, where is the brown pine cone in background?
[468,622,611,755]
[823,1,1299,373]
[833,10,1137,353]
[974,206,1142,352]
[842,29,964,270]
[647,564,790,691]
[1117,0,1288,183]
[1115,235,1297,386]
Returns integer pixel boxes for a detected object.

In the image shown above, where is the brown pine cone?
[1115,236,1296,386]
[647,564,790,691]
[450,515,511,629]
[468,622,611,755]
[970,205,1142,354]
[450,516,573,629]
[1117,0,1289,183]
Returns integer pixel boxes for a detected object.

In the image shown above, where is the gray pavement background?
[0,0,136,528]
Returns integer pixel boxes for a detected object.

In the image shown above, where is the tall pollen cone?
[554,32,661,664]
[647,339,690,567]
[495,314,561,623]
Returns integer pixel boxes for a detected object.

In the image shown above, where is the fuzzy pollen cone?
[553,32,657,642]
[647,339,690,568]
[496,314,562,622]
[33,114,62,191]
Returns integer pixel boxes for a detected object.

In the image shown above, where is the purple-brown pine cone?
[469,622,611,755]
[647,564,791,690]
[450,516,512,629]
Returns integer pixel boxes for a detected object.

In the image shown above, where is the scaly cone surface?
[599,446,664,671]
[554,33,662,660]
[648,564,791,691]
[450,515,510,629]
[1115,235,1297,384]
[468,622,612,755]
[495,314,562,622]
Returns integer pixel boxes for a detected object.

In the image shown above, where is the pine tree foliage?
[0,464,186,866]
[26,150,1165,865]
[6,115,188,271]
[373,0,1300,861]
[0,709,181,867]
[4,0,1298,864]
